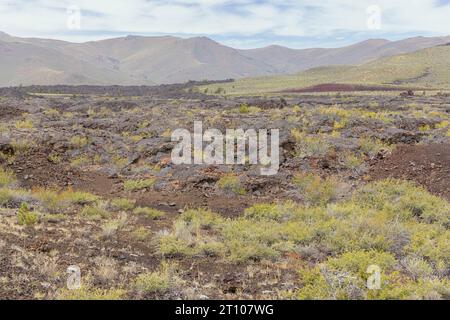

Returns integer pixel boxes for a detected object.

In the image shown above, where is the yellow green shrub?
[70,136,89,148]
[292,132,331,158]
[244,202,295,221]
[180,209,223,230]
[217,174,246,195]
[355,179,450,226]
[296,251,398,300]
[17,203,39,226]
[61,189,99,205]
[0,188,30,207]
[157,178,450,285]
[359,137,390,157]
[32,188,99,213]
[123,178,155,192]
[158,235,193,256]
[80,205,111,220]
[133,262,178,294]
[110,198,136,211]
[342,152,364,170]
[0,167,16,187]
[15,119,34,130]
[293,173,338,206]
[132,227,151,241]
[57,286,125,300]
[133,207,165,219]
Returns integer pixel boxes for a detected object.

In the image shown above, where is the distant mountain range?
[1,31,449,87]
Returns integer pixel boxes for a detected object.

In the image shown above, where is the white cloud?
[0,0,449,47]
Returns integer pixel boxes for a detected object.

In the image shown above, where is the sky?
[1,0,450,49]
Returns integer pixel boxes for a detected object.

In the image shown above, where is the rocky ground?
[0,86,449,300]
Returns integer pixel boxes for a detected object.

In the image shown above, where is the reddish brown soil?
[282,83,421,93]
[6,150,120,194]
[368,143,450,200]
[6,150,266,219]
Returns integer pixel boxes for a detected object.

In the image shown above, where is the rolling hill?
[200,44,450,95]
[0,31,449,86]
[0,40,139,86]
[239,36,450,74]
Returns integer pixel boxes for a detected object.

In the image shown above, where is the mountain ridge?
[1,31,449,86]
[199,45,450,95]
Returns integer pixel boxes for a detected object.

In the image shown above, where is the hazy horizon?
[2,29,450,51]
[1,0,450,49]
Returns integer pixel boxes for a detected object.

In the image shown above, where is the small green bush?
[293,173,338,206]
[0,167,16,188]
[70,136,89,148]
[57,287,125,300]
[111,198,136,211]
[133,262,177,294]
[17,203,39,226]
[181,209,223,229]
[238,103,250,114]
[158,235,193,256]
[343,152,364,170]
[355,179,450,226]
[124,178,155,192]
[32,189,67,213]
[15,119,34,130]
[33,188,99,213]
[62,190,99,205]
[80,205,111,220]
[244,202,295,221]
[217,174,246,195]
[196,241,226,257]
[132,227,151,241]
[359,137,390,157]
[158,209,223,256]
[222,219,283,263]
[296,250,398,300]
[133,207,165,219]
[291,130,331,158]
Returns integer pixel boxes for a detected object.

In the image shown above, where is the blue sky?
[1,0,450,48]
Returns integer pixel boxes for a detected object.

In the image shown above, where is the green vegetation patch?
[133,262,179,294]
[110,198,136,211]
[0,167,16,188]
[57,286,125,300]
[17,202,39,226]
[124,178,156,192]
[158,179,450,298]
[217,174,246,195]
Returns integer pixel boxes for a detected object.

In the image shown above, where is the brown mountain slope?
[118,36,279,84]
[239,36,450,73]
[0,40,142,86]
[0,31,449,86]
[0,33,278,85]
